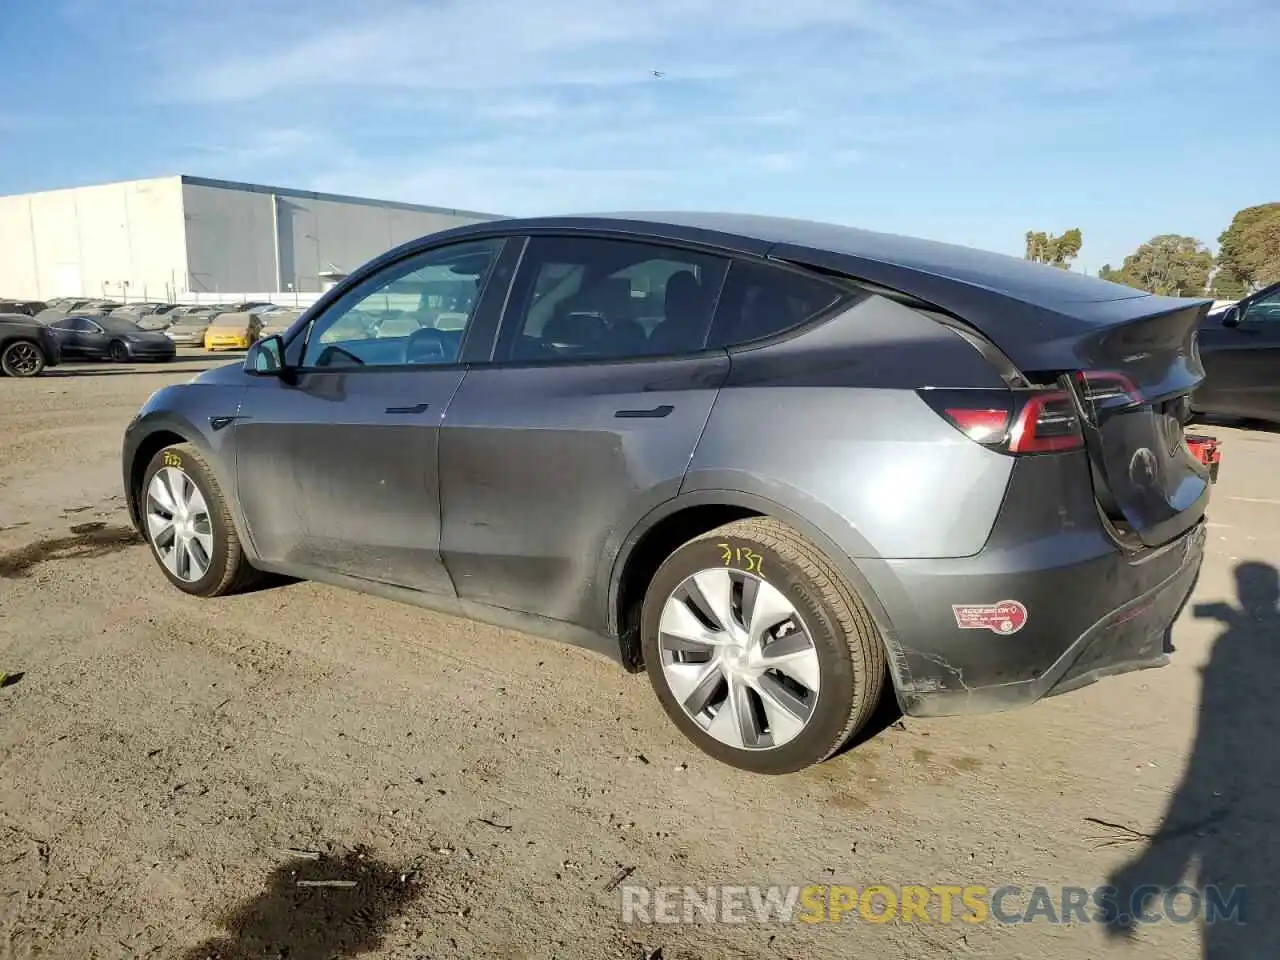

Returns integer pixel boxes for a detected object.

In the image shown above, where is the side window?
[58,317,90,332]
[1241,287,1280,325]
[709,260,849,348]
[500,236,728,362]
[301,239,502,369]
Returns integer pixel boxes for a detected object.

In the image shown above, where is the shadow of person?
[1103,561,1280,958]
[179,848,423,960]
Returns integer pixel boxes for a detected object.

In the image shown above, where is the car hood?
[124,330,175,345]
[191,361,250,385]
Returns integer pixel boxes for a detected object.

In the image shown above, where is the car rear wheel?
[1,340,47,378]
[109,340,129,362]
[641,517,886,774]
[141,442,261,597]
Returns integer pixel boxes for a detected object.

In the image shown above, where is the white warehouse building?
[0,175,502,301]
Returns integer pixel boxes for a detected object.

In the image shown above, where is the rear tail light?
[921,388,1083,455]
[943,407,1010,446]
[1007,391,1083,453]
[1078,371,1140,406]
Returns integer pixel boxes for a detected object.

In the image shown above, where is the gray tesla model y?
[122,213,1211,773]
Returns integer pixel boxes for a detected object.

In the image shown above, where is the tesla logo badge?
[952,600,1028,635]
[1130,447,1158,487]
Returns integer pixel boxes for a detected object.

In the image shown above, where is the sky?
[0,0,1275,272]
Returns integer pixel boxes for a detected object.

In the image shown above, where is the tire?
[108,340,130,362]
[139,442,262,597]
[641,517,886,774]
[1,339,47,378]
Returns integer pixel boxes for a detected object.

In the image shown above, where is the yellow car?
[203,312,262,351]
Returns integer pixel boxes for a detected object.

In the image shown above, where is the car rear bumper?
[861,452,1207,717]
[205,336,251,350]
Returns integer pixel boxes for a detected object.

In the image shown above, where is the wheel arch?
[126,427,195,532]
[608,489,910,704]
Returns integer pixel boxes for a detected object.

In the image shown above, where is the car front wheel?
[641,517,886,774]
[109,340,129,362]
[140,442,261,597]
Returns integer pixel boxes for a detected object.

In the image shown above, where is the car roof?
[483,212,1150,310]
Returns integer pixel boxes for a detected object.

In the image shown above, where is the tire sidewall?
[640,529,858,774]
[2,340,46,378]
[141,445,232,595]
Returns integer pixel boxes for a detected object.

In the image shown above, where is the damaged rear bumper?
[876,521,1205,718]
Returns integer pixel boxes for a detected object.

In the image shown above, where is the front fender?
[121,382,248,543]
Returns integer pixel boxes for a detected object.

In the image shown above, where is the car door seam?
[435,366,472,597]
[676,350,732,497]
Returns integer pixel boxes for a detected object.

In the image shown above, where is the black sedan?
[48,314,177,363]
[1195,280,1280,422]
[0,313,63,377]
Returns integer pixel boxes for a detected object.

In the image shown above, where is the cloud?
[54,0,1280,257]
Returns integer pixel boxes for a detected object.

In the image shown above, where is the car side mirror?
[245,334,286,374]
[1221,306,1241,328]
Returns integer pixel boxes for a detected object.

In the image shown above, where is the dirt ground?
[1,354,1277,960]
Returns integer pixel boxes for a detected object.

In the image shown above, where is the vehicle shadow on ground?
[1102,560,1280,958]
[178,848,423,960]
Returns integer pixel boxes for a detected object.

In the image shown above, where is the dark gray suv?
[122,213,1210,773]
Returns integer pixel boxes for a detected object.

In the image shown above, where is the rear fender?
[606,486,915,708]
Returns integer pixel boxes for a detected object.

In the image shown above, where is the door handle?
[384,402,431,414]
[615,404,674,419]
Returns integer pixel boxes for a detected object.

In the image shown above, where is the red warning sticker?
[951,600,1028,635]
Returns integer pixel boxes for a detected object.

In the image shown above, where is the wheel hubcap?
[658,568,820,751]
[8,343,39,374]
[145,466,213,582]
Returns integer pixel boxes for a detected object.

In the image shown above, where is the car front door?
[1197,284,1280,420]
[52,316,99,358]
[438,234,732,633]
[233,237,509,595]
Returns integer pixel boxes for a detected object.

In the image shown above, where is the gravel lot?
[1,353,1277,959]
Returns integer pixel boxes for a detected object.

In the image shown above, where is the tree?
[1217,203,1280,291]
[1024,228,1083,269]
[1105,235,1215,297]
[1209,270,1247,300]
[1098,263,1130,286]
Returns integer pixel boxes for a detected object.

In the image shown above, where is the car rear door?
[1195,284,1280,421]
[233,237,509,595]
[438,234,732,633]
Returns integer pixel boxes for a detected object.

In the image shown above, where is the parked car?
[136,311,177,331]
[0,300,46,316]
[0,313,63,377]
[109,302,166,322]
[203,311,262,351]
[164,311,219,346]
[1194,280,1280,422]
[122,213,1211,773]
[257,306,301,337]
[35,300,113,325]
[48,314,177,362]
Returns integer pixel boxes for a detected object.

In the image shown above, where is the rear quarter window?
[709,260,848,348]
